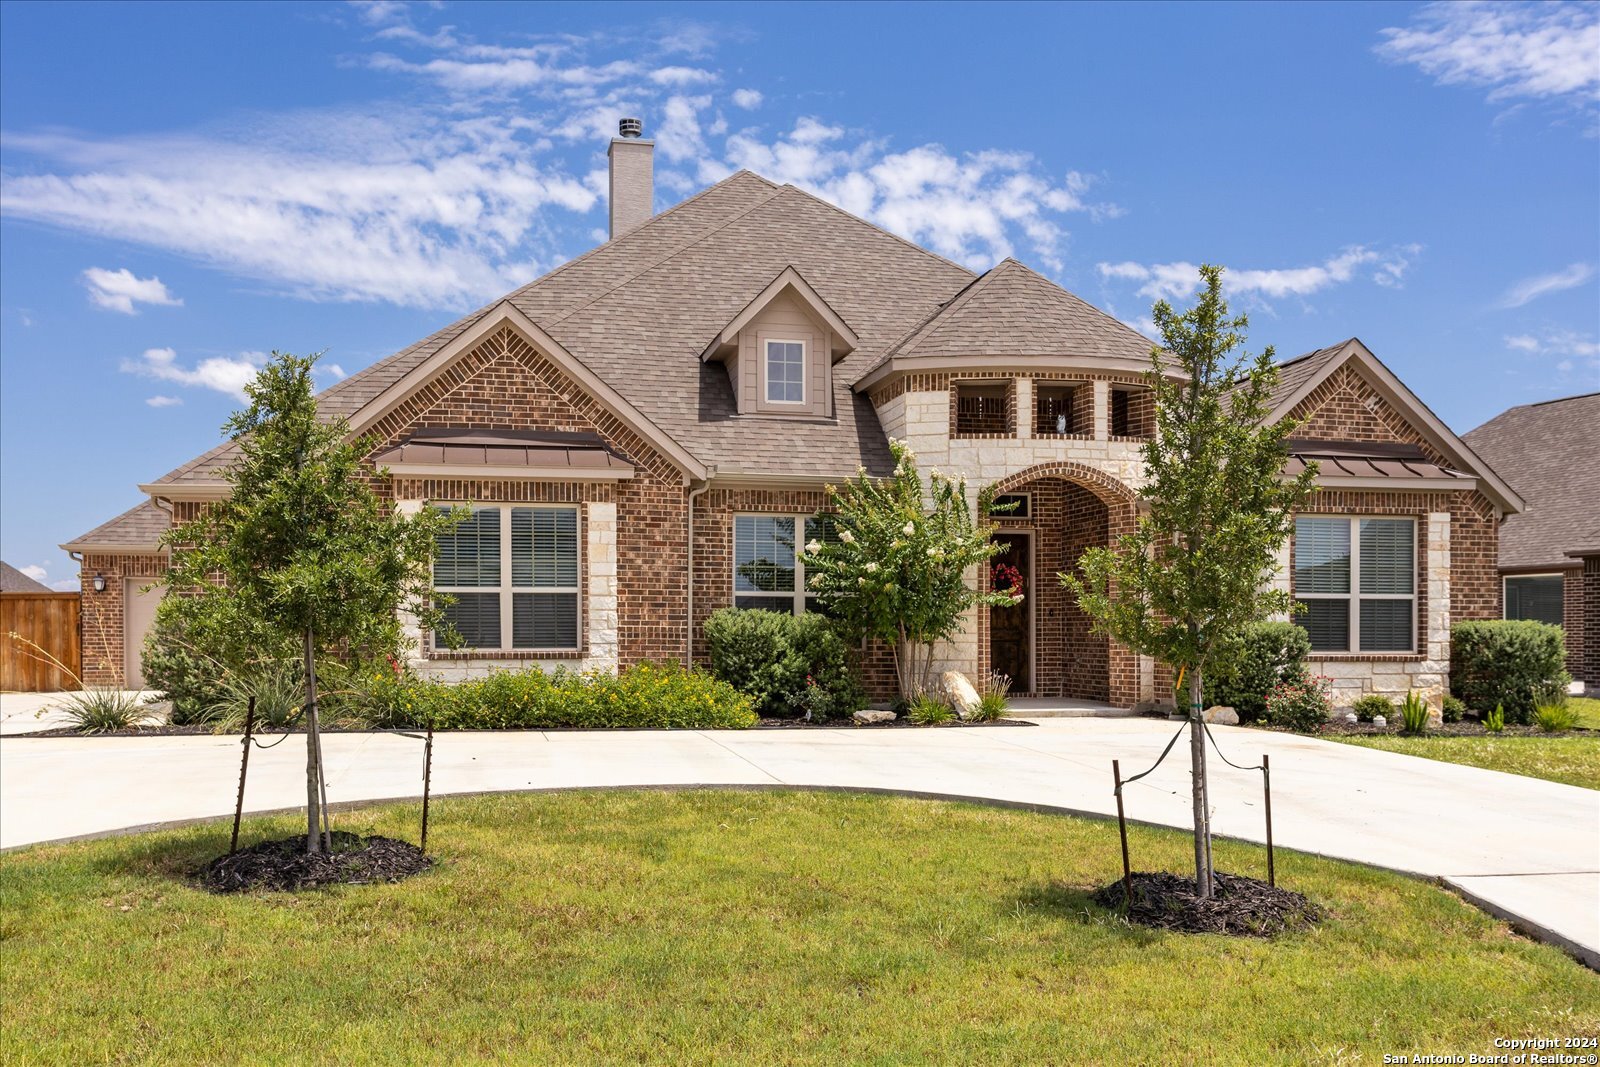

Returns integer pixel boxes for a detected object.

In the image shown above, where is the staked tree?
[1062,266,1316,897]
[162,352,459,853]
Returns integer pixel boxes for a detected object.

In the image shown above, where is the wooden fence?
[1,592,81,692]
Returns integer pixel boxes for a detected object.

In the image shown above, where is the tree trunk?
[1188,665,1213,897]
[304,626,322,855]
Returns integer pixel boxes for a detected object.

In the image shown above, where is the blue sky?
[2,0,1596,589]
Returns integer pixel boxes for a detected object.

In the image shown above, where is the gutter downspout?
[686,471,713,667]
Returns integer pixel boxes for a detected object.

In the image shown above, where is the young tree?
[800,441,1019,700]
[163,353,458,853]
[1063,266,1316,897]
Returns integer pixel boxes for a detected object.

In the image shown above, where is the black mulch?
[199,832,432,893]
[1092,870,1324,938]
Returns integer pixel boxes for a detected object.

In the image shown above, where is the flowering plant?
[1262,673,1333,732]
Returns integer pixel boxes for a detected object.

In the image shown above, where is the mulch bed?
[199,832,432,893]
[1092,870,1324,937]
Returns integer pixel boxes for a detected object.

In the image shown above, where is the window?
[1034,384,1083,436]
[1110,388,1131,437]
[434,505,579,650]
[991,493,1031,519]
[765,339,806,404]
[1294,516,1415,653]
[954,381,1012,435]
[733,513,837,615]
[1505,574,1564,626]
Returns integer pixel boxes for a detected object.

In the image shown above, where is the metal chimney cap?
[618,117,643,138]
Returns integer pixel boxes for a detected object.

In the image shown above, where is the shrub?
[1204,622,1311,724]
[1441,694,1466,724]
[1533,702,1578,733]
[1399,692,1430,736]
[907,694,955,725]
[1351,694,1395,724]
[205,659,306,732]
[58,688,146,734]
[703,608,864,720]
[1450,621,1569,725]
[1261,675,1332,732]
[968,670,1012,723]
[1484,704,1505,734]
[140,612,229,726]
[350,662,756,731]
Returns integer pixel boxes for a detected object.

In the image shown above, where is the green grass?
[3,791,1596,1065]
[1333,697,1600,791]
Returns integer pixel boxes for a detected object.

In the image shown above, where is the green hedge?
[1450,620,1569,725]
[703,608,866,720]
[1204,621,1311,723]
[355,662,756,730]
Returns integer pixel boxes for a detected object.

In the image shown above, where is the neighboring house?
[63,120,1523,709]
[0,561,52,594]
[1463,392,1600,692]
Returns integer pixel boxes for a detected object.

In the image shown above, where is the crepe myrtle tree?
[162,352,461,854]
[1061,265,1316,898]
[799,441,1020,701]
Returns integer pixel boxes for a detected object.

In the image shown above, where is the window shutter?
[513,593,579,649]
[1359,519,1414,595]
[1295,598,1349,652]
[442,592,501,648]
[513,508,578,588]
[434,507,501,587]
[1294,518,1350,594]
[1359,600,1413,652]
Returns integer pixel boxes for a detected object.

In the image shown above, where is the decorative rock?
[1341,711,1358,724]
[853,710,896,725]
[941,671,980,721]
[1201,705,1239,726]
[1372,715,1387,728]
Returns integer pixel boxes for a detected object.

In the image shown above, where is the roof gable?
[0,561,53,593]
[701,266,859,362]
[1270,338,1524,514]
[61,500,169,553]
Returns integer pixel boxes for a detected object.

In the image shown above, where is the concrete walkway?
[2,717,1596,966]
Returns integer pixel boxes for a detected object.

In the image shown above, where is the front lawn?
[3,791,1596,1064]
[1330,697,1600,791]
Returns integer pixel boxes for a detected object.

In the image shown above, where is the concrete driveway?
[2,717,1595,966]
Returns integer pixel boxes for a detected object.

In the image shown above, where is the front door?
[989,532,1031,693]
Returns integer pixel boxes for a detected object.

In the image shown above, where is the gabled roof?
[855,258,1157,390]
[61,500,169,553]
[146,171,974,491]
[0,561,52,593]
[1463,392,1600,571]
[701,265,859,361]
[1265,338,1524,515]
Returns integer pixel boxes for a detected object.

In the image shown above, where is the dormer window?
[765,339,806,404]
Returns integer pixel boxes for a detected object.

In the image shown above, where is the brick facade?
[77,550,169,687]
[1581,555,1600,691]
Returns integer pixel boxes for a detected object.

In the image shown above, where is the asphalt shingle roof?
[0,561,53,593]
[61,500,169,552]
[1462,392,1600,571]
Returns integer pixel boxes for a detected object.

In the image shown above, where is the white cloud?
[81,267,183,314]
[1497,262,1596,308]
[1376,1,1600,111]
[121,347,266,399]
[1097,247,1420,302]
[1504,334,1541,352]
[144,394,183,407]
[1,23,1117,306]
[19,564,47,582]
[18,562,78,592]
[1504,328,1600,359]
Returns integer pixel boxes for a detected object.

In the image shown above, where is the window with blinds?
[1505,575,1564,627]
[1294,516,1415,653]
[434,505,580,650]
[734,513,838,615]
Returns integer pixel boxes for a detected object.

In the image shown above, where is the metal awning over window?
[1285,440,1473,490]
[373,428,634,481]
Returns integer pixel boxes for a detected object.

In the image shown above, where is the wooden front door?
[989,532,1031,693]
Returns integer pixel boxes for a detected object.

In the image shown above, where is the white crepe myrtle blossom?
[805,540,821,554]
[902,521,916,536]
[839,529,855,544]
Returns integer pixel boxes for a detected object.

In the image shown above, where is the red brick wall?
[1565,565,1587,684]
[1582,556,1600,690]
[78,551,169,687]
[363,326,692,668]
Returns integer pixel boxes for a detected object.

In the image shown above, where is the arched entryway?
[980,463,1140,708]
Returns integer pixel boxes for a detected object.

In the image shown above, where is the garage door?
[124,580,164,689]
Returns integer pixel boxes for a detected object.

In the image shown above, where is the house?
[1463,392,1600,693]
[62,119,1523,709]
[0,561,51,594]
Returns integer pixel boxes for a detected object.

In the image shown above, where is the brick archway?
[980,463,1141,708]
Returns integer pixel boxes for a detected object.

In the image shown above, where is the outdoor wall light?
[92,573,106,593]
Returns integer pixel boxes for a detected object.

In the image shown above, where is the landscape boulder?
[1201,705,1239,726]
[853,710,896,725]
[940,671,980,720]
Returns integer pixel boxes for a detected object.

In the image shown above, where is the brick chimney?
[608,117,653,240]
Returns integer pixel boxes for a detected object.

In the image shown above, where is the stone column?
[1092,380,1110,440]
[587,501,619,674]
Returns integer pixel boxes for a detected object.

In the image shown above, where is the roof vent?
[618,117,643,139]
